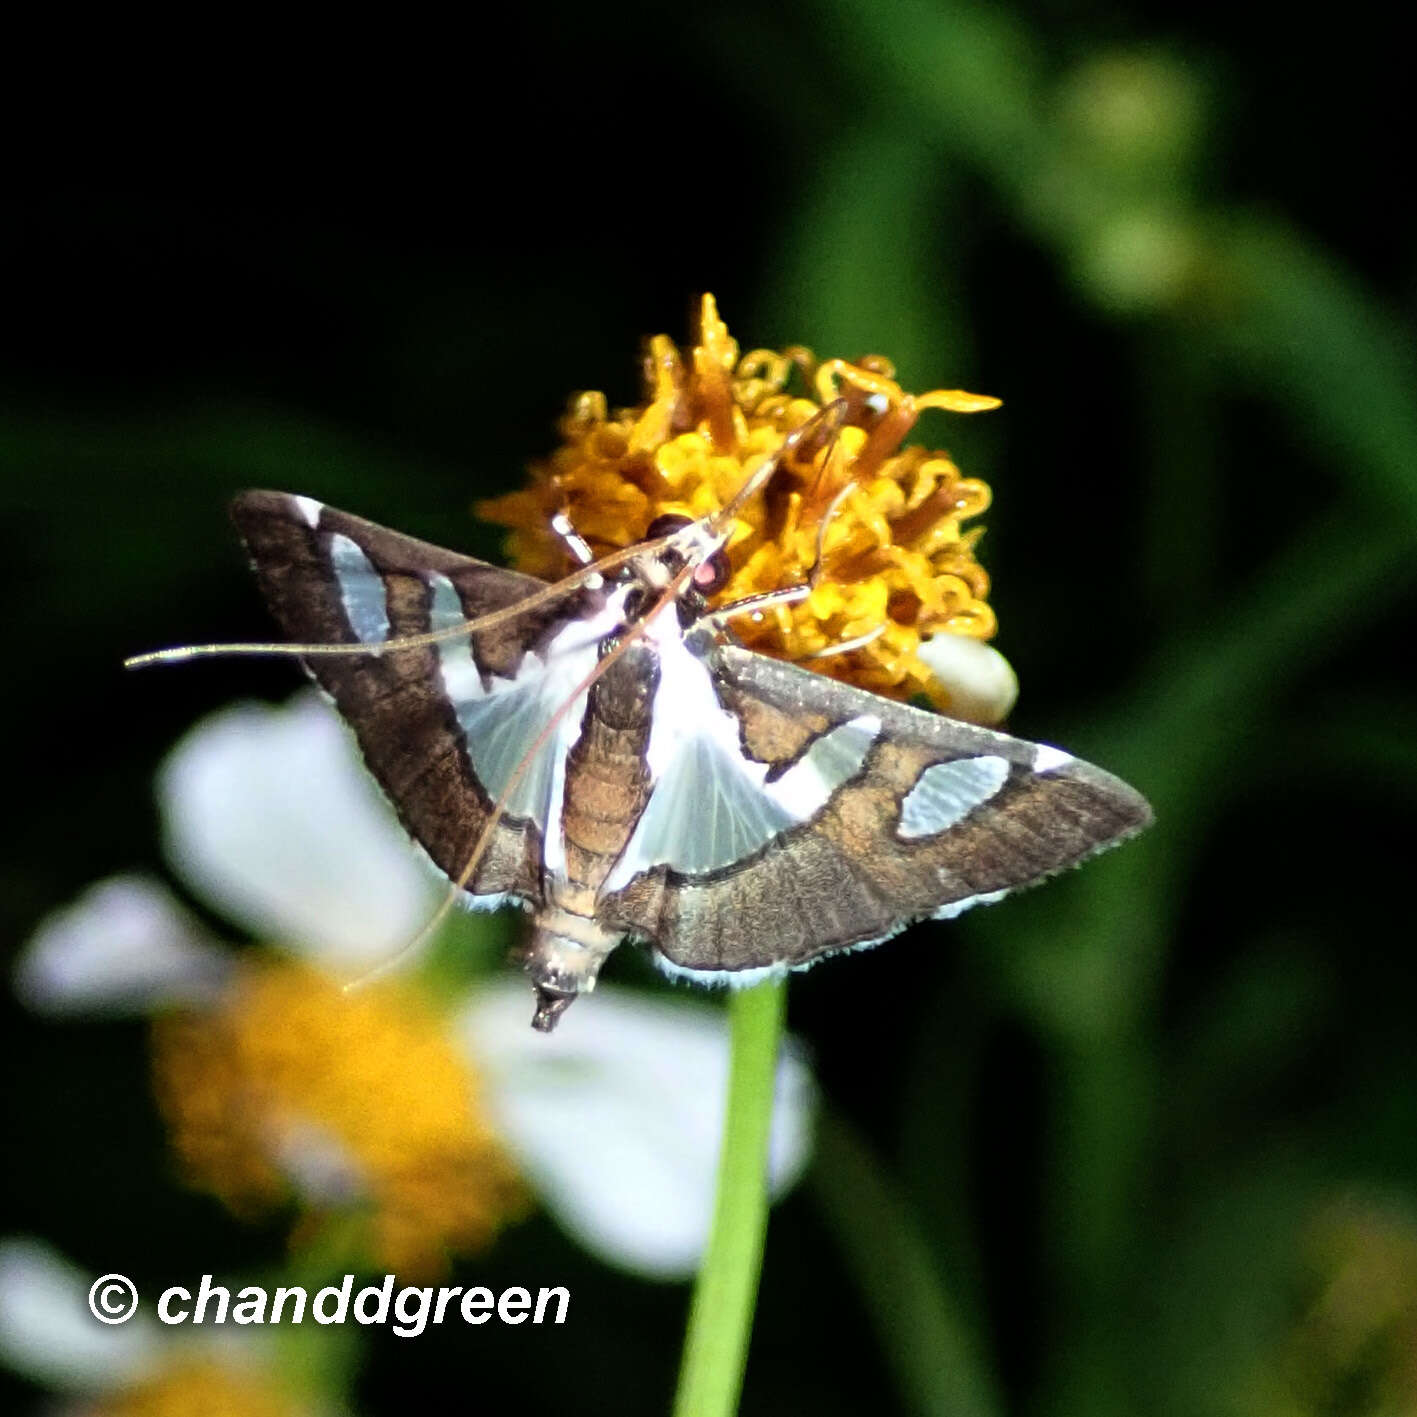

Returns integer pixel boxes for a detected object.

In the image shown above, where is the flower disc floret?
[479,295,1004,714]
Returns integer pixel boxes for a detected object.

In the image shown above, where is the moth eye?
[692,549,731,595]
[643,513,695,542]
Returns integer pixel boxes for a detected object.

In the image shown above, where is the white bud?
[918,634,1019,725]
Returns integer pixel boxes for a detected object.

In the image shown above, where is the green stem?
[672,978,787,1417]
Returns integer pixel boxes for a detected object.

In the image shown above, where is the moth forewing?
[598,643,1152,981]
[228,489,1151,1032]
[229,491,589,915]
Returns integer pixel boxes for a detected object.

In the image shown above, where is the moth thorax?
[520,909,621,1032]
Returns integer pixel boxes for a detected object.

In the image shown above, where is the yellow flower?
[152,957,525,1278]
[478,294,1006,716]
[86,1359,310,1417]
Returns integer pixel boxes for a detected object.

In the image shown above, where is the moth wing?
[600,641,1151,976]
[230,490,595,906]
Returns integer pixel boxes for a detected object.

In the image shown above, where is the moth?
[190,480,1151,1031]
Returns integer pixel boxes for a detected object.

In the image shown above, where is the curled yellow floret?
[152,959,525,1276]
[478,295,1003,714]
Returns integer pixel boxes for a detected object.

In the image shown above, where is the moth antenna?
[809,480,855,587]
[122,538,670,671]
[809,428,849,501]
[344,549,706,995]
[707,398,851,536]
[125,617,525,670]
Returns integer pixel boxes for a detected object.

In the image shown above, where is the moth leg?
[796,623,886,661]
[702,582,810,631]
[701,479,855,631]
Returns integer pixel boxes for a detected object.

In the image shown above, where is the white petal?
[157,694,438,969]
[14,876,230,1015]
[0,1238,160,1392]
[460,982,814,1279]
[917,634,1019,725]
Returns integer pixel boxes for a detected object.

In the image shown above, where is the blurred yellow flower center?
[478,294,1002,711]
[151,959,524,1275]
[90,1360,304,1417]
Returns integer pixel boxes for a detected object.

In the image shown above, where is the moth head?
[618,512,732,627]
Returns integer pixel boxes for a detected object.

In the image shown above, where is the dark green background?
[4,4,1415,1413]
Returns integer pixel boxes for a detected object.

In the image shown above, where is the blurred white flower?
[464,982,812,1278]
[16,877,228,1015]
[0,1238,323,1416]
[0,1238,159,1394]
[15,693,814,1279]
[157,696,435,971]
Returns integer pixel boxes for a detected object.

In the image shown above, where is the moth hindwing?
[231,490,1152,1030]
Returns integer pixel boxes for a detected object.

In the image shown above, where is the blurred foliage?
[3,1,1414,1414]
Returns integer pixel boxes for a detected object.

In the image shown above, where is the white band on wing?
[602,625,880,888]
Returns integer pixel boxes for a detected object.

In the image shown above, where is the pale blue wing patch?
[766,717,882,816]
[329,532,391,644]
[425,573,620,847]
[602,627,879,888]
[897,755,1010,839]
